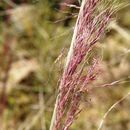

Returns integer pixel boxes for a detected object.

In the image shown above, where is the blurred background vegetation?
[0,0,130,130]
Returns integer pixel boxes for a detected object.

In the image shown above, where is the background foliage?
[0,0,130,130]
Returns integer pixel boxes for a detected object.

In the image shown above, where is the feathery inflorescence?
[52,0,121,130]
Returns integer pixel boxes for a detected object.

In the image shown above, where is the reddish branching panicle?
[53,0,118,130]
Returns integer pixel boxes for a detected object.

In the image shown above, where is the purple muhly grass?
[50,0,121,130]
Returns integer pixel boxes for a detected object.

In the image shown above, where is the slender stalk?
[49,95,59,130]
[98,92,130,130]
[49,1,86,130]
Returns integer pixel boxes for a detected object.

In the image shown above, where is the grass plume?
[50,0,123,130]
